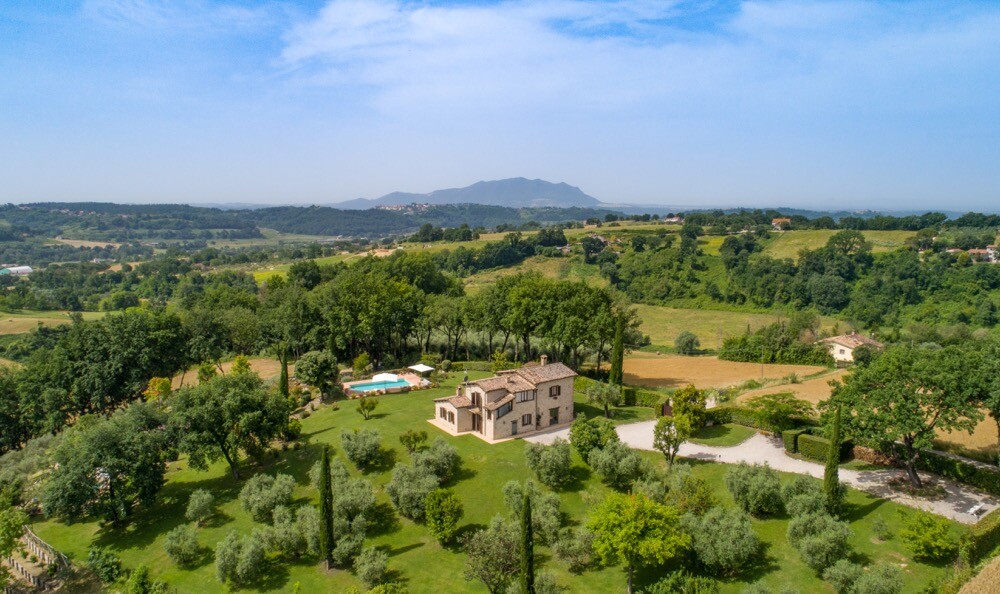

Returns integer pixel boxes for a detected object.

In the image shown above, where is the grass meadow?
[31,370,960,594]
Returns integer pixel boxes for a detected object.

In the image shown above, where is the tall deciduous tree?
[295,350,339,400]
[42,402,170,526]
[832,345,983,487]
[588,493,690,594]
[170,367,289,480]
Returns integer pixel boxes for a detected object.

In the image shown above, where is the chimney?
[540,355,548,366]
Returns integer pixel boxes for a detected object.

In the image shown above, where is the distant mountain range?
[334,178,601,210]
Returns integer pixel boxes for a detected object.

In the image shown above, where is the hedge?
[797,433,852,463]
[962,507,1000,565]
[636,390,666,409]
[622,387,637,406]
[905,446,1000,498]
[782,428,810,453]
[706,405,765,430]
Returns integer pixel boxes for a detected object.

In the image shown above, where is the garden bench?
[967,503,985,516]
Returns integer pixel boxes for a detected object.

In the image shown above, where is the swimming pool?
[348,378,413,392]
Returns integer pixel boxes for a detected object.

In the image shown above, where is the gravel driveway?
[526,420,997,524]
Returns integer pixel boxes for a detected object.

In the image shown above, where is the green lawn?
[688,423,757,447]
[634,304,840,351]
[764,230,915,260]
[32,372,960,593]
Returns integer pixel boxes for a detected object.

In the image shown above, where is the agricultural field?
[463,255,607,294]
[961,555,1000,594]
[633,304,840,351]
[170,357,282,390]
[0,310,105,335]
[764,230,915,260]
[623,352,827,390]
[32,370,960,594]
[51,238,122,248]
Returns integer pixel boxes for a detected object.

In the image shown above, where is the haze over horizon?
[2,1,999,210]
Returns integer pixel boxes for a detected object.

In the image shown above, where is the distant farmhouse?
[432,356,575,443]
[821,333,884,364]
[771,217,792,231]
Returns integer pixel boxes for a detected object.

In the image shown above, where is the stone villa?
[821,332,885,364]
[431,356,576,443]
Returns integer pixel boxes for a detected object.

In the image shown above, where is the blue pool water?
[348,378,412,392]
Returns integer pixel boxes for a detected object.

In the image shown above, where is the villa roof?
[434,395,472,408]
[470,374,535,393]
[821,333,884,350]
[484,394,515,411]
[514,362,577,384]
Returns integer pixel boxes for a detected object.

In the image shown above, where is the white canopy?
[408,363,435,373]
[372,373,399,382]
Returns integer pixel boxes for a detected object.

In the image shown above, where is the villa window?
[522,414,532,426]
[497,401,513,419]
[448,412,455,423]
[839,349,846,355]
[439,407,446,419]
[549,385,561,397]
[471,393,481,407]
[516,391,534,403]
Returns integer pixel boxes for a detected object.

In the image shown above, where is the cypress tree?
[520,492,535,594]
[318,445,334,568]
[824,405,842,514]
[609,318,624,386]
[278,346,290,398]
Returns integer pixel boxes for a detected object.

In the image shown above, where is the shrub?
[872,516,893,541]
[786,491,826,518]
[962,507,1000,565]
[682,507,760,575]
[587,440,645,491]
[642,571,720,594]
[853,563,903,594]
[270,506,306,558]
[86,546,122,584]
[124,564,169,594]
[787,512,851,571]
[355,546,388,588]
[798,433,852,462]
[356,397,379,420]
[666,464,717,516]
[385,463,439,521]
[725,462,783,517]
[296,505,322,556]
[823,559,863,593]
[674,331,701,355]
[502,480,562,545]
[553,526,594,573]
[234,529,268,585]
[746,393,812,434]
[425,489,464,544]
[900,510,959,562]
[341,428,382,469]
[239,473,295,522]
[413,437,460,482]
[524,438,573,489]
[163,524,200,567]
[569,414,618,460]
[399,429,428,454]
[185,489,214,525]
[622,387,637,406]
[215,531,241,584]
[283,418,302,441]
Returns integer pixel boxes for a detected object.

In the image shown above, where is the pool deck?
[343,372,426,396]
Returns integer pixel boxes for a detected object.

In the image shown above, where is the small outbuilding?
[407,363,435,377]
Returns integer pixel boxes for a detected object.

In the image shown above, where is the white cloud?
[81,0,281,34]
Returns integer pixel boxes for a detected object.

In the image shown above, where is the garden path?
[526,421,999,524]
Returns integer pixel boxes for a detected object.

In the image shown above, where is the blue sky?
[1,1,998,209]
